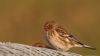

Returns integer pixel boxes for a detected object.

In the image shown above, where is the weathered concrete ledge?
[0,42,82,56]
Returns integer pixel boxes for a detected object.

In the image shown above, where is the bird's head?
[44,21,58,31]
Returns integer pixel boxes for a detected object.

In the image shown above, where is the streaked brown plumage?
[44,21,96,51]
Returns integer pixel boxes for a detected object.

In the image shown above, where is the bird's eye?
[48,24,53,28]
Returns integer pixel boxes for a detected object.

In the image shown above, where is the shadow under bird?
[44,21,96,51]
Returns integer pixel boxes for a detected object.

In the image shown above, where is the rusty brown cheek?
[44,25,53,31]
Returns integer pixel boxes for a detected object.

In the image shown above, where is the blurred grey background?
[0,0,99,55]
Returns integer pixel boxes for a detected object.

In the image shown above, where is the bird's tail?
[82,45,96,50]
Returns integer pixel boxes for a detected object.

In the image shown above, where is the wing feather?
[55,26,84,45]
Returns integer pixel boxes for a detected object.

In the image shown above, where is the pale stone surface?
[0,42,82,56]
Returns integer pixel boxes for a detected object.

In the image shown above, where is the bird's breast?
[46,31,73,51]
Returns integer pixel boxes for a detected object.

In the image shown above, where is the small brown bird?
[44,21,96,51]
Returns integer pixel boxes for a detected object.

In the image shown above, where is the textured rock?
[0,42,82,56]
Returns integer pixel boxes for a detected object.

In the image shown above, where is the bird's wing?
[55,26,69,36]
[55,26,84,45]
[67,35,84,45]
